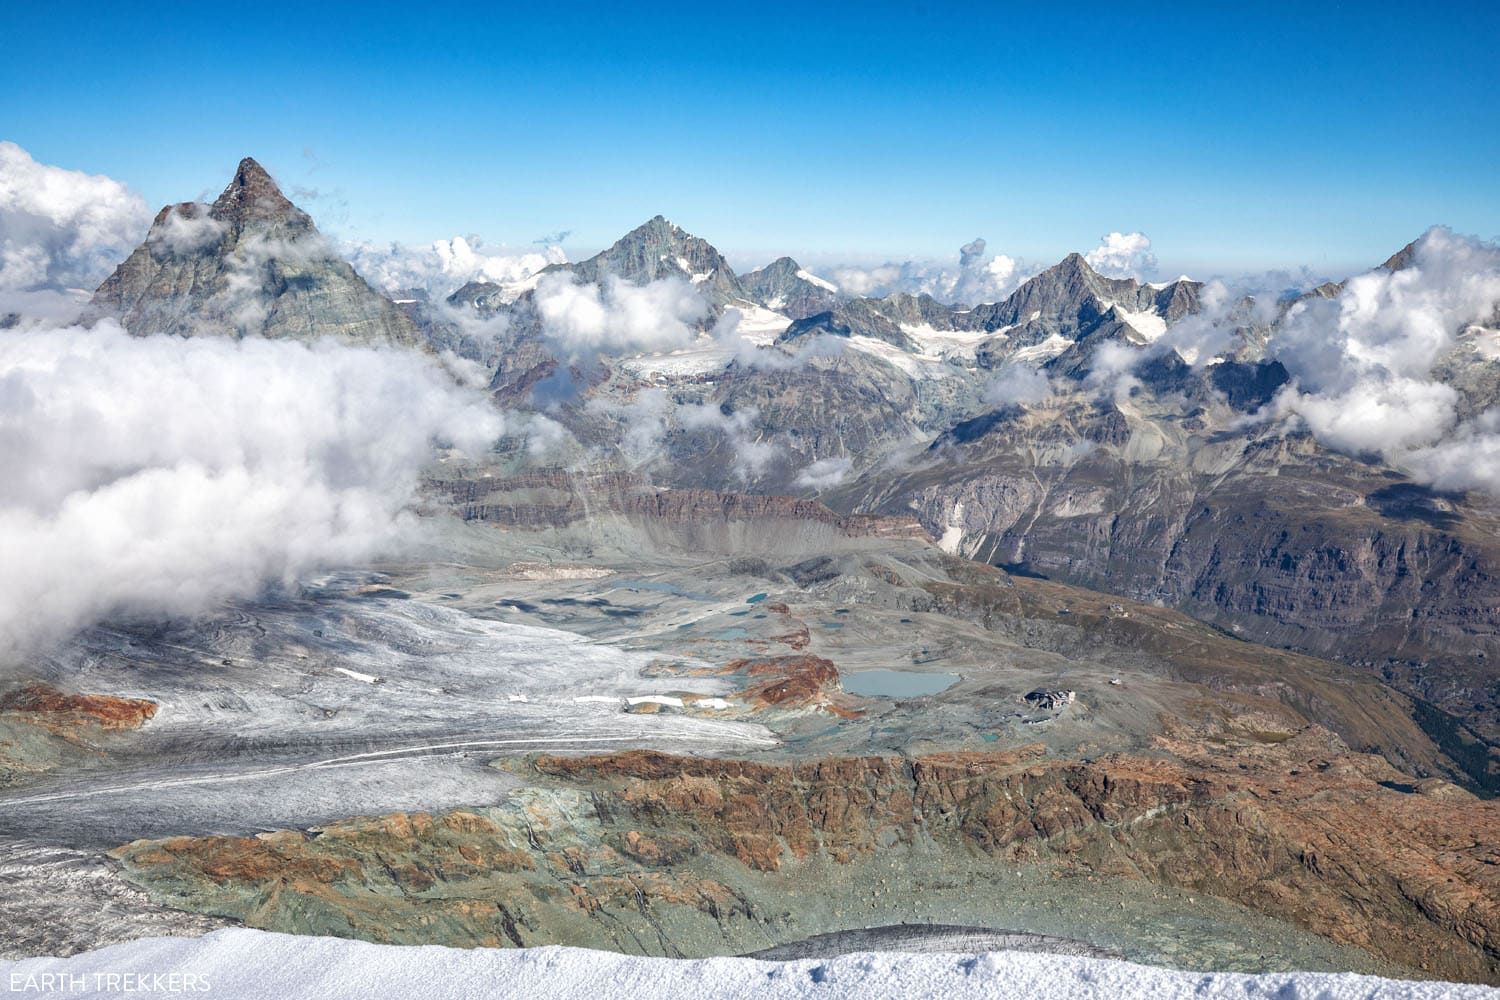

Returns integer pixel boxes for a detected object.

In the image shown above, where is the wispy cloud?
[794,455,853,490]
[982,363,1053,407]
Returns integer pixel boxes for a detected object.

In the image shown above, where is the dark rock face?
[1208,359,1290,410]
[740,257,838,319]
[934,407,1025,447]
[875,410,1500,771]
[91,158,421,347]
[780,310,853,341]
[553,215,746,308]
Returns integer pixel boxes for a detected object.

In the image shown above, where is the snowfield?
[1,929,1492,999]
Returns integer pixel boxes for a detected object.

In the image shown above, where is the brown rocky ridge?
[111,726,1499,983]
[426,469,926,543]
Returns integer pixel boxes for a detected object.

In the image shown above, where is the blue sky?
[5,1,1497,276]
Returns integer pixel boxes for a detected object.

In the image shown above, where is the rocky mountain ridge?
[109,733,1499,981]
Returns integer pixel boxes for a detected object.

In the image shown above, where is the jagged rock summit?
[210,157,309,233]
[91,157,421,347]
[552,214,748,307]
[740,256,840,319]
[446,215,751,321]
[968,252,1198,341]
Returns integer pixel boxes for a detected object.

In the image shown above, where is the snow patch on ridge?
[1011,333,1075,363]
[730,302,793,345]
[796,268,839,293]
[938,501,966,554]
[1114,306,1167,342]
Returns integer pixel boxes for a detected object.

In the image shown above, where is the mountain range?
[0,154,1489,986]
[83,158,1500,793]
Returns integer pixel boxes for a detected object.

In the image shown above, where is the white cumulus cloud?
[823,238,1033,307]
[1085,232,1158,280]
[0,142,151,321]
[0,322,502,661]
[1269,227,1500,489]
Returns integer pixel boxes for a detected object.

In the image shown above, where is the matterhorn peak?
[210,156,306,229]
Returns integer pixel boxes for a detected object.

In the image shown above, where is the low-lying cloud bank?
[823,237,1032,306]
[1085,226,1500,496]
[535,272,707,358]
[0,322,501,661]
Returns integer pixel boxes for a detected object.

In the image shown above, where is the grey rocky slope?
[967,252,1200,338]
[739,256,839,319]
[90,158,421,346]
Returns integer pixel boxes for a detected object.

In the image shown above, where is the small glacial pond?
[843,669,960,698]
[613,580,715,601]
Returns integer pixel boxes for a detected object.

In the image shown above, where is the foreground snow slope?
[2,929,1494,999]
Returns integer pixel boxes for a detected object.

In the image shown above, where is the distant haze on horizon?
[5,2,1496,279]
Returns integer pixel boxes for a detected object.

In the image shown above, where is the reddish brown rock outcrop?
[112,734,1500,982]
[536,736,1499,981]
[720,654,861,717]
[0,683,158,735]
